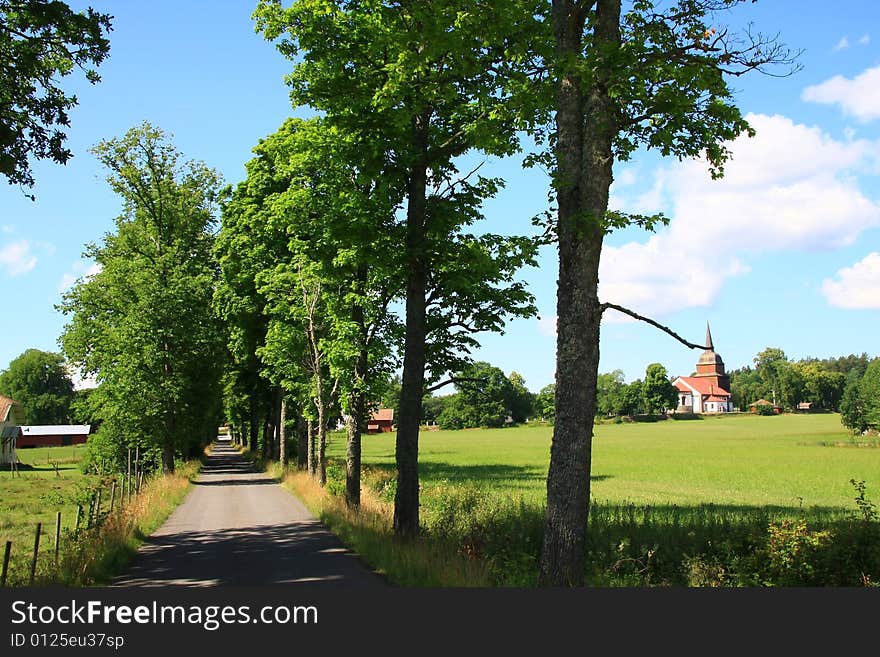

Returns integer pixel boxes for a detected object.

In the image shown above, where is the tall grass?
[6,460,200,587]
[278,466,492,586]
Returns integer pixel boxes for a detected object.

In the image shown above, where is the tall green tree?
[536,0,796,584]
[0,1,112,193]
[858,360,880,431]
[507,371,535,423]
[535,383,556,421]
[0,349,75,424]
[256,0,538,537]
[642,363,678,415]
[596,369,626,417]
[436,361,515,429]
[840,370,867,435]
[754,347,788,406]
[227,117,403,504]
[59,123,225,473]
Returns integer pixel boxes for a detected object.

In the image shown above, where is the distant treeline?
[392,350,879,431]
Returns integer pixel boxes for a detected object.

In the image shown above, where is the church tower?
[693,323,730,392]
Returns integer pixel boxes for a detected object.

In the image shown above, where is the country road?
[113,440,384,587]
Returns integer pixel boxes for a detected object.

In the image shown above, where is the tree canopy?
[0,0,112,194]
[0,348,75,424]
[59,123,225,473]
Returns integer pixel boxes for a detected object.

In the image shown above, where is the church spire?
[705,322,714,350]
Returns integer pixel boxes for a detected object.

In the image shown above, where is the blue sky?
[1,1,878,394]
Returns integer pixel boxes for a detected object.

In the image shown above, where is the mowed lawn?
[327,413,880,511]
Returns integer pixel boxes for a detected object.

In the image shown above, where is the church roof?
[674,377,731,397]
[696,322,724,366]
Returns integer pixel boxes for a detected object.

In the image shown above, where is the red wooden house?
[366,409,394,434]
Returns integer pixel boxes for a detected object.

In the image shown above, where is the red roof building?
[672,324,734,414]
[366,408,394,434]
[18,425,91,448]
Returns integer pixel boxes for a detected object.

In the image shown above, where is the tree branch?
[425,376,487,394]
[600,302,709,350]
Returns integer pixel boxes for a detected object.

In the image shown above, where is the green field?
[322,413,879,585]
[0,444,97,584]
[328,413,879,510]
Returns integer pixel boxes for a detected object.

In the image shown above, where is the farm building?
[18,425,91,448]
[750,399,783,414]
[672,324,734,414]
[1,425,20,465]
[0,395,25,465]
[367,408,394,434]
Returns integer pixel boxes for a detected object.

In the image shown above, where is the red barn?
[18,425,91,448]
[366,409,394,434]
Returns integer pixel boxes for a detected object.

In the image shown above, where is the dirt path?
[113,440,383,587]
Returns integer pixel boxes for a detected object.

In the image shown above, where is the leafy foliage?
[0,348,75,423]
[59,123,225,473]
[0,0,112,193]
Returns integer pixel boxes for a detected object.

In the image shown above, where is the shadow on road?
[115,521,380,587]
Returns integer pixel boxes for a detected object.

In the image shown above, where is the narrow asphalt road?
[113,439,384,587]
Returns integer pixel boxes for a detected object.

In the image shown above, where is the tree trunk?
[346,267,369,509]
[279,394,288,468]
[249,396,259,452]
[297,414,308,470]
[162,440,175,475]
[272,386,282,460]
[262,418,272,459]
[307,417,316,476]
[539,0,620,587]
[393,112,430,540]
[317,399,327,486]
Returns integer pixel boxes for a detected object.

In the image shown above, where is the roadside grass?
[0,444,200,586]
[302,413,880,586]
[57,459,200,586]
[276,466,492,586]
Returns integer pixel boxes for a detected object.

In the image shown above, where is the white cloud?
[0,240,37,276]
[822,252,880,309]
[58,260,102,292]
[802,65,880,122]
[598,113,880,317]
[859,34,870,45]
[833,36,850,51]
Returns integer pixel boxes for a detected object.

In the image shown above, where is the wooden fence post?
[29,523,41,585]
[1,541,10,587]
[127,449,132,505]
[94,487,102,524]
[74,505,82,533]
[54,511,62,566]
[109,480,117,512]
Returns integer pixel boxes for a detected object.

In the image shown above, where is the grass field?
[0,444,196,586]
[326,413,879,510]
[318,413,880,585]
[1,444,98,584]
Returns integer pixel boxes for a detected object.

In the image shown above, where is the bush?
[755,404,777,416]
